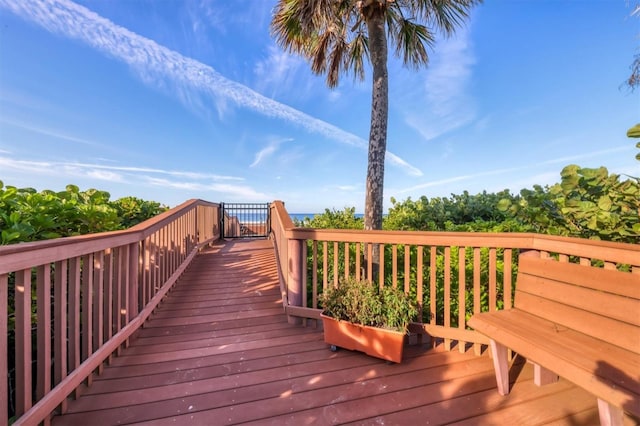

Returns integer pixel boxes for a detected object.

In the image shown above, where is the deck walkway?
[52,239,616,425]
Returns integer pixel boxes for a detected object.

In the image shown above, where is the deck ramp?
[51,240,610,425]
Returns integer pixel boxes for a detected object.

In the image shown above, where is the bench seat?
[468,254,640,425]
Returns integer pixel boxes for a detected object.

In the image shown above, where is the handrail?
[2,199,221,425]
[269,201,640,354]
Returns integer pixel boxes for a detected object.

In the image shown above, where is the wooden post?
[287,238,303,325]
[490,339,510,395]
[597,399,624,426]
[534,363,559,386]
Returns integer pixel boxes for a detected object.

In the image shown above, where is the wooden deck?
[51,239,618,426]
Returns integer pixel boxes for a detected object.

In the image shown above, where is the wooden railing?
[1,199,221,425]
[269,201,640,353]
[3,199,638,425]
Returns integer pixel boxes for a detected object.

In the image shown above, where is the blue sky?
[0,0,638,213]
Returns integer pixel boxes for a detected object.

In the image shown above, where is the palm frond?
[271,0,478,84]
[327,37,349,87]
[413,0,480,35]
[351,32,370,81]
[395,19,433,67]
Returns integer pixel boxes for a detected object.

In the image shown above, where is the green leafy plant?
[0,181,168,245]
[500,165,640,242]
[320,278,418,333]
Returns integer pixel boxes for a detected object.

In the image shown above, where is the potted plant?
[320,278,419,363]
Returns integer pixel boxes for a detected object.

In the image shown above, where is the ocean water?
[288,213,365,222]
[289,213,318,222]
[229,212,363,223]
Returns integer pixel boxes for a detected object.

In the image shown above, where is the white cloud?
[0,0,422,177]
[254,46,306,97]
[397,145,639,195]
[0,117,104,147]
[0,154,272,200]
[0,155,245,184]
[250,137,292,168]
[86,170,124,181]
[386,152,423,177]
[327,91,342,102]
[250,144,278,168]
[401,26,476,141]
[336,184,360,191]
[0,157,54,174]
[63,161,243,181]
[541,146,634,166]
[143,176,270,200]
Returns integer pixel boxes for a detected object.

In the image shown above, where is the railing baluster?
[417,246,424,323]
[129,242,140,319]
[113,248,121,340]
[323,241,328,290]
[93,251,104,375]
[355,243,361,281]
[366,243,372,281]
[36,264,52,401]
[103,249,113,357]
[392,244,398,289]
[121,245,130,348]
[404,244,410,293]
[472,248,482,355]
[312,241,318,309]
[378,243,385,289]
[458,247,466,353]
[333,241,339,288]
[15,268,32,415]
[489,248,497,311]
[444,247,451,351]
[302,242,308,326]
[68,257,81,378]
[504,249,513,309]
[53,260,68,413]
[81,254,93,365]
[430,246,437,329]
[344,242,350,281]
[139,239,147,308]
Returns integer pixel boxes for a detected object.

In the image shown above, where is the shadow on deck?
[52,239,607,425]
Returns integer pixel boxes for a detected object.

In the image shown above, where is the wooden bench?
[468,253,640,426]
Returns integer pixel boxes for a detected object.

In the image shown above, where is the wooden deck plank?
[51,239,617,426]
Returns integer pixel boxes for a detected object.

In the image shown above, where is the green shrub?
[320,278,418,332]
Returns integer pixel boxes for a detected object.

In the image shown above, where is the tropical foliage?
[499,165,640,242]
[0,181,167,245]
[294,206,363,229]
[301,163,639,330]
[628,123,640,161]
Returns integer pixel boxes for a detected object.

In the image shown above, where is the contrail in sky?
[0,0,423,177]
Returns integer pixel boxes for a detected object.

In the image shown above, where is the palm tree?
[272,0,480,233]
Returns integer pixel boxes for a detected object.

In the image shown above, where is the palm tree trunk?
[364,9,388,232]
[363,6,388,280]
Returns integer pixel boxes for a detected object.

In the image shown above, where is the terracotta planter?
[320,313,406,363]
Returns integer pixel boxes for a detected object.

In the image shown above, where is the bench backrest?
[514,255,640,354]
